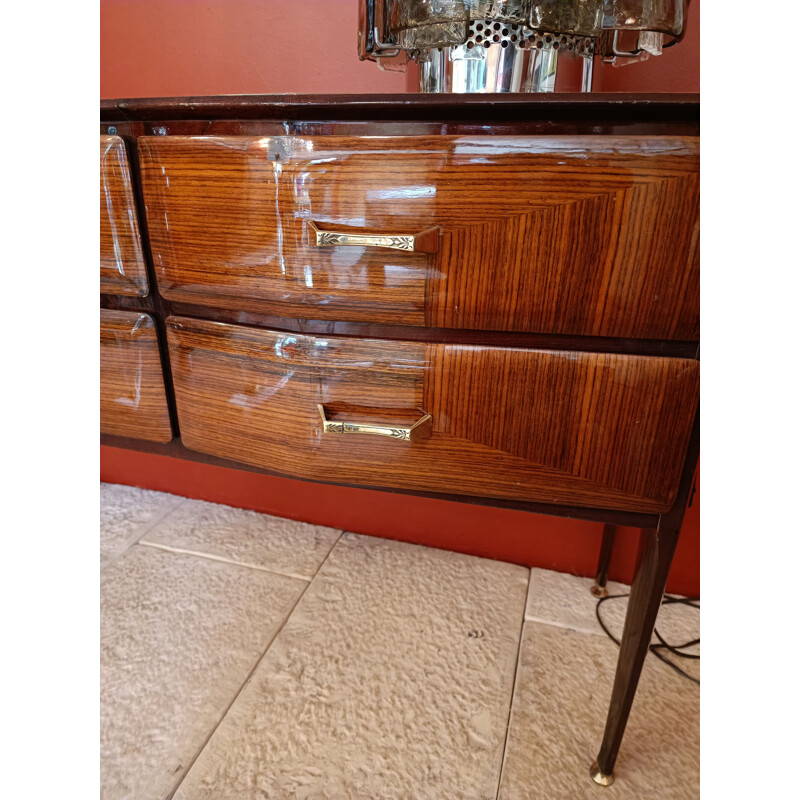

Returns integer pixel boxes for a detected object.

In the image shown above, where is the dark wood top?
[101,93,699,124]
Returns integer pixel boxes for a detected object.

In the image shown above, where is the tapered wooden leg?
[590,521,680,785]
[590,411,698,786]
[591,524,618,598]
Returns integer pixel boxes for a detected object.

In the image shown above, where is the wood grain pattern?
[100,136,148,296]
[140,135,698,340]
[101,310,172,442]
[166,317,698,513]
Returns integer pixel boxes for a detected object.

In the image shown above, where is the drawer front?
[167,317,698,513]
[101,310,172,442]
[100,136,148,296]
[142,135,698,340]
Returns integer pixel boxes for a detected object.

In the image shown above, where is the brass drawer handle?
[318,404,432,443]
[307,221,439,253]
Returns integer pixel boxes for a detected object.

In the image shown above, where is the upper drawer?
[100,136,148,296]
[167,317,698,514]
[101,310,172,442]
[141,135,698,340]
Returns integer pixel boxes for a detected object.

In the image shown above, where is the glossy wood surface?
[100,136,148,297]
[141,135,698,340]
[166,317,698,513]
[100,310,172,442]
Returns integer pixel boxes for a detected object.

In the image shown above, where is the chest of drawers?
[100,94,699,787]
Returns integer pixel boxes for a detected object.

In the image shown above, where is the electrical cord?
[595,593,700,685]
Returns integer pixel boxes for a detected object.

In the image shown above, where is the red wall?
[100,0,700,595]
[101,0,698,98]
[101,0,409,98]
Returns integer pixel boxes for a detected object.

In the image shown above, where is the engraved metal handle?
[307,221,439,253]
[318,405,432,443]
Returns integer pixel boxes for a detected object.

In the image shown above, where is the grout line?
[100,495,187,573]
[494,568,532,800]
[166,528,346,800]
[137,540,313,583]
[524,615,609,637]
[317,527,349,568]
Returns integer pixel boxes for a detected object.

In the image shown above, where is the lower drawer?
[100,310,173,443]
[166,317,698,513]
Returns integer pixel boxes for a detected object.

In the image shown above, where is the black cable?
[595,593,700,685]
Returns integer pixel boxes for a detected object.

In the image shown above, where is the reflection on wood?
[140,135,698,339]
[100,136,148,296]
[167,317,698,512]
[101,310,172,442]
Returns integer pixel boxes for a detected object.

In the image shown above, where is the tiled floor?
[100,483,699,800]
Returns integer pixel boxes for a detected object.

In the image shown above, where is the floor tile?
[498,623,699,800]
[141,498,342,579]
[100,483,183,568]
[173,533,530,800]
[101,545,307,800]
[525,567,628,636]
[525,569,700,659]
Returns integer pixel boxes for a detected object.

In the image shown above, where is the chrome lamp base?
[417,21,594,93]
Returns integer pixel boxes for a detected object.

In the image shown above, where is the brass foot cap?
[590,761,615,787]
[590,584,609,599]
